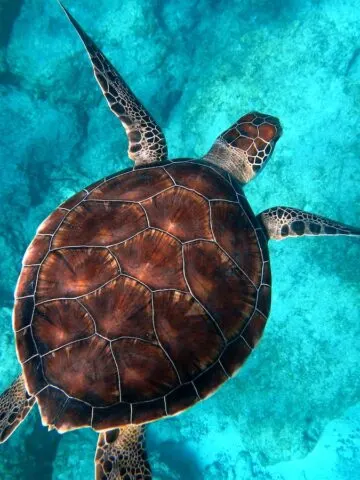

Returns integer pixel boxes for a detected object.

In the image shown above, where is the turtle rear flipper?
[95,426,151,480]
[0,374,35,443]
[258,206,360,240]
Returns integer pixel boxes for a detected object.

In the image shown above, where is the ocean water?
[0,0,359,478]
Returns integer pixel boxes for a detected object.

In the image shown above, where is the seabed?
[0,0,359,478]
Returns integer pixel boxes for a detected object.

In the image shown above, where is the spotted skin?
[259,206,360,240]
[59,3,167,166]
[95,426,151,480]
[0,374,35,443]
[204,112,282,184]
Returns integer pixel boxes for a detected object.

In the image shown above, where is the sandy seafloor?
[0,0,359,478]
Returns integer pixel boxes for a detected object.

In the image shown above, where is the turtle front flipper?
[95,426,151,480]
[0,374,35,443]
[203,112,282,184]
[258,206,360,240]
[59,2,167,166]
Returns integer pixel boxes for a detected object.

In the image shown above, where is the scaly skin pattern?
[259,206,360,240]
[204,112,282,183]
[60,4,167,166]
[0,374,35,443]
[95,426,151,480]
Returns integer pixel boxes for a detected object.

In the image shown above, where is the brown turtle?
[1,3,359,480]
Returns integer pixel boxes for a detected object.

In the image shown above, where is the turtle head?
[204,112,282,184]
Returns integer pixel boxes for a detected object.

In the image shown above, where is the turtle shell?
[13,159,271,433]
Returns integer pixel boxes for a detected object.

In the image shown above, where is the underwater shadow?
[23,414,61,480]
[0,411,61,480]
[0,0,24,48]
[149,430,202,479]
[159,440,202,479]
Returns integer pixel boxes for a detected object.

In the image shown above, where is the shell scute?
[193,361,228,399]
[131,398,166,425]
[36,248,119,301]
[55,397,93,432]
[42,335,119,407]
[241,311,268,349]
[211,201,263,286]
[52,201,147,248]
[165,162,237,201]
[154,291,224,382]
[23,355,47,396]
[37,209,67,235]
[110,229,187,291]
[32,300,95,355]
[257,285,271,318]
[183,240,257,340]
[88,167,173,202]
[111,339,179,403]
[15,326,37,363]
[92,402,131,432]
[59,190,87,210]
[165,383,199,415]
[15,265,39,298]
[221,337,252,376]
[23,234,51,266]
[141,186,213,242]
[13,296,34,331]
[36,386,68,427]
[81,276,154,341]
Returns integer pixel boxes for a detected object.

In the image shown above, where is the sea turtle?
[0,3,359,480]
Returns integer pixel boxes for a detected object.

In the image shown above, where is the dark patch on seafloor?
[24,414,62,480]
[19,145,55,208]
[0,70,22,88]
[157,441,201,479]
[149,428,202,479]
[0,0,24,47]
[345,47,360,76]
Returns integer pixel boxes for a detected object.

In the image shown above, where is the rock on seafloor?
[0,0,359,479]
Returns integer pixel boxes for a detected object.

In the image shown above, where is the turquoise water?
[0,0,359,478]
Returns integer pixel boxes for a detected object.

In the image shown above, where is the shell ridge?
[150,293,182,385]
[181,244,228,344]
